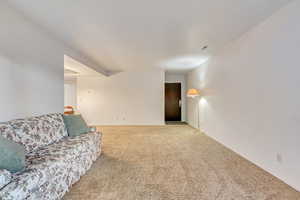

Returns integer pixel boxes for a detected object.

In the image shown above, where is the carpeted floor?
[63,126,300,200]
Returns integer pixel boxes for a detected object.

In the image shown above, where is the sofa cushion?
[0,132,101,200]
[0,135,25,173]
[28,131,100,162]
[0,156,69,200]
[0,113,67,153]
[0,170,11,190]
[63,114,89,137]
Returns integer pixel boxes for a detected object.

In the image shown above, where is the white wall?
[0,2,65,121]
[187,1,300,191]
[0,2,101,122]
[77,69,165,125]
[64,79,77,110]
[165,73,187,121]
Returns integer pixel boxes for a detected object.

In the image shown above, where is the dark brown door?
[165,83,181,121]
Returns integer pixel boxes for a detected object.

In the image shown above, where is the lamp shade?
[187,89,200,98]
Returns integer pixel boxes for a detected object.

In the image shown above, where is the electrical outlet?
[276,153,283,164]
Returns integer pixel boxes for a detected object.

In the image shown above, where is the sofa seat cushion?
[0,170,11,190]
[0,132,101,200]
[0,156,68,200]
[28,131,100,162]
[0,113,67,153]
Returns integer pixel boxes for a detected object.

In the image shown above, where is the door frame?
[164,81,184,122]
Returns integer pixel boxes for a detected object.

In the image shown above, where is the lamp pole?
[198,100,200,129]
[187,88,201,130]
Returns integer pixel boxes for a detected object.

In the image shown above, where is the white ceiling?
[7,0,292,74]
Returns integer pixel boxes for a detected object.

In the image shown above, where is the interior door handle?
[179,100,182,108]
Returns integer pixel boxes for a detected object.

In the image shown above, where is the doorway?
[165,83,182,121]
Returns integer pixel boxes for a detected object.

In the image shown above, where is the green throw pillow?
[63,114,90,137]
[0,136,25,173]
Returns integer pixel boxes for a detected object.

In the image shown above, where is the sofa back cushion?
[63,114,90,137]
[0,113,67,153]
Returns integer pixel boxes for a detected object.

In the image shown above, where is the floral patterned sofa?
[0,113,102,200]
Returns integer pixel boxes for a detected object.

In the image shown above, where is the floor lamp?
[187,89,201,129]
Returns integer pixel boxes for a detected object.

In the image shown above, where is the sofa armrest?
[0,169,12,190]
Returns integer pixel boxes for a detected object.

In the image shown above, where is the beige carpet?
[63,126,300,200]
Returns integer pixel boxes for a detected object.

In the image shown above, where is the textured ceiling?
[7,0,292,74]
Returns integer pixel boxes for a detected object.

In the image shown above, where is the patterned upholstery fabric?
[89,126,97,132]
[0,114,102,200]
[0,113,67,153]
[0,170,11,190]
